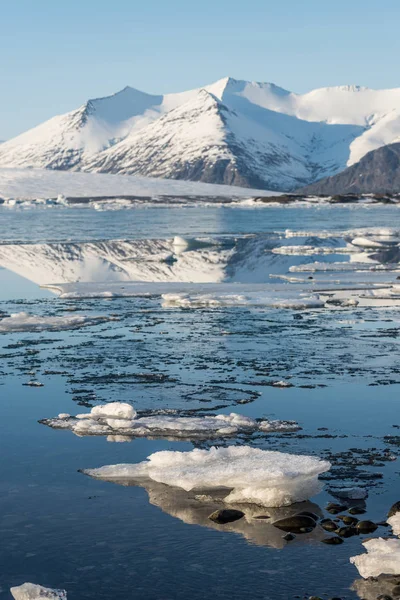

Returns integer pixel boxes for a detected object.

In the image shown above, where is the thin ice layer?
[350,538,400,578]
[0,312,112,333]
[41,403,300,440]
[83,446,330,507]
[10,583,67,600]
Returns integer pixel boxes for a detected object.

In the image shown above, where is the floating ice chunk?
[82,446,330,507]
[41,403,300,440]
[90,402,136,420]
[10,583,67,600]
[0,312,111,333]
[388,513,400,536]
[350,538,400,578]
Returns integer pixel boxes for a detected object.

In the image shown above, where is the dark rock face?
[297,143,400,195]
[208,509,245,524]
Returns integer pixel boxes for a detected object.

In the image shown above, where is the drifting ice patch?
[161,292,325,310]
[0,312,113,333]
[10,583,67,600]
[40,402,300,440]
[350,538,400,578]
[82,446,330,507]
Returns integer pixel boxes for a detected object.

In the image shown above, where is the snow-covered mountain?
[2,77,400,190]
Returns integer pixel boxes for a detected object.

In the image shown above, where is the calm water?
[1,204,400,600]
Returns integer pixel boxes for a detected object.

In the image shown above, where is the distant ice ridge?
[10,583,67,600]
[41,402,300,440]
[0,167,270,200]
[0,311,113,333]
[82,446,330,507]
[350,539,400,578]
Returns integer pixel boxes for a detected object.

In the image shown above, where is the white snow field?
[0,312,113,333]
[0,167,270,200]
[350,538,400,578]
[10,583,67,600]
[3,78,400,190]
[41,402,300,440]
[83,446,331,507]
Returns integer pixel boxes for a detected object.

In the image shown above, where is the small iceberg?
[350,538,400,578]
[10,583,67,600]
[82,445,330,507]
[0,311,113,333]
[40,402,300,440]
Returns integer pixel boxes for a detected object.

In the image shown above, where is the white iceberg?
[82,445,330,507]
[41,402,300,440]
[0,311,112,333]
[10,583,67,600]
[350,538,400,578]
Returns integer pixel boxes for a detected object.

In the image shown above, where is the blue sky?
[1,0,399,139]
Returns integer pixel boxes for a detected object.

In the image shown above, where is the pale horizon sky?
[1,0,399,139]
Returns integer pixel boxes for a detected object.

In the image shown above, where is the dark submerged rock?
[356,520,378,534]
[321,519,339,532]
[273,515,316,533]
[326,502,347,514]
[336,526,357,538]
[321,536,344,545]
[208,509,245,524]
[283,532,296,541]
[348,506,366,515]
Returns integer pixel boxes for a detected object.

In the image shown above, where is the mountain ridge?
[2,77,400,190]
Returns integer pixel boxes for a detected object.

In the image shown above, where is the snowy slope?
[2,77,400,190]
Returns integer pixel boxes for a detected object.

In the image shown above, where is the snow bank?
[82,446,330,507]
[0,312,112,333]
[10,583,67,600]
[41,403,300,440]
[350,538,400,578]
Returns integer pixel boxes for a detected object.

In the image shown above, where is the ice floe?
[350,538,400,578]
[40,402,300,440]
[161,292,325,310]
[0,312,113,333]
[82,446,330,507]
[10,583,67,600]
